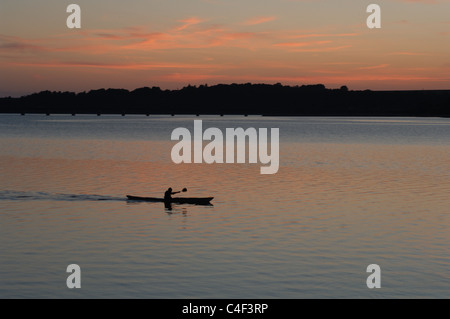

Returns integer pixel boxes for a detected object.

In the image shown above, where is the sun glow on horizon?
[1,0,450,96]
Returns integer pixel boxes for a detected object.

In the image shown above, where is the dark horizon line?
[2,82,450,99]
[1,83,450,117]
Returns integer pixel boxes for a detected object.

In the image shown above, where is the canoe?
[126,195,214,205]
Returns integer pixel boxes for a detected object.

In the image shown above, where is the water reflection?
[1,115,449,298]
[165,203,188,216]
[164,201,214,214]
[125,198,212,214]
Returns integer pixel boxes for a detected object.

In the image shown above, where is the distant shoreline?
[1,83,450,117]
[1,113,449,119]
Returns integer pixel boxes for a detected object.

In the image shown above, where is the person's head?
[168,188,172,192]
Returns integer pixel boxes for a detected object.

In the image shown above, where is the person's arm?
[172,191,181,195]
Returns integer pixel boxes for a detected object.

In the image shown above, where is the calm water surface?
[0,115,449,298]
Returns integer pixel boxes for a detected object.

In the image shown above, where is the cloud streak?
[175,17,205,31]
[243,16,277,25]
[10,61,227,70]
[1,4,449,93]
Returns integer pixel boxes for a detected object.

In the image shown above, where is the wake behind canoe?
[126,195,214,205]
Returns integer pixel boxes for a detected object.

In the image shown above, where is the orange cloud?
[1,23,359,56]
[175,17,205,31]
[290,45,352,53]
[287,33,359,39]
[161,73,224,82]
[0,34,46,52]
[243,16,277,25]
[388,52,428,56]
[9,61,224,70]
[358,64,390,70]
[274,41,332,47]
[2,11,449,93]
[394,0,441,3]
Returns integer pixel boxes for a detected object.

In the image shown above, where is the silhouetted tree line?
[1,83,450,116]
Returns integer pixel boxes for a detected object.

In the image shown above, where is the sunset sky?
[1,0,449,96]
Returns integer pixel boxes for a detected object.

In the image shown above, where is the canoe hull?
[126,195,214,205]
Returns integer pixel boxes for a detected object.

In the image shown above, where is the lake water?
[0,114,449,298]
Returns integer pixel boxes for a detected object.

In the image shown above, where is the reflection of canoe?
[126,195,214,205]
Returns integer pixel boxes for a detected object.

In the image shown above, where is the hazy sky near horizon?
[1,0,450,96]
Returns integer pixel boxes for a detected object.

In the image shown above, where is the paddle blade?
[182,188,187,192]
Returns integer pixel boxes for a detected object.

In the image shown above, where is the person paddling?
[164,187,186,201]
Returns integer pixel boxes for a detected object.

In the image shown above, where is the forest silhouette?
[1,83,449,117]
